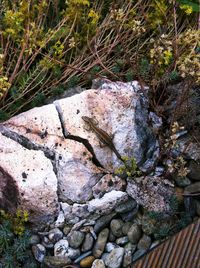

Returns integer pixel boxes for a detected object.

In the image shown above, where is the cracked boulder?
[0,133,59,226]
[0,80,166,224]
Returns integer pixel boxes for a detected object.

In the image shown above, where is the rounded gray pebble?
[32,244,46,263]
[48,228,63,243]
[81,233,94,252]
[91,259,106,268]
[105,247,125,268]
[116,236,129,246]
[110,219,124,237]
[29,234,40,245]
[67,230,85,248]
[93,228,109,258]
[122,222,132,235]
[127,224,142,244]
[137,234,151,250]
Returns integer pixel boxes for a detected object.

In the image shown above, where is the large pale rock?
[0,133,59,225]
[1,105,103,203]
[54,80,159,171]
[88,190,128,215]
[126,176,174,212]
[0,80,161,223]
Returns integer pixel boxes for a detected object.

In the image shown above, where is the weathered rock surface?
[0,133,59,225]
[126,176,174,211]
[0,80,163,225]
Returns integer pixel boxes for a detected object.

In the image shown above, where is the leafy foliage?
[140,195,192,241]
[115,156,142,178]
[0,210,37,268]
[0,0,198,120]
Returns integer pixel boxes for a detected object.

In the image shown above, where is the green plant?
[140,195,192,240]
[115,156,142,178]
[0,210,37,268]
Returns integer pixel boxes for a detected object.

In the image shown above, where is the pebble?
[81,233,94,252]
[74,251,92,264]
[187,160,200,181]
[122,249,132,268]
[105,247,125,268]
[32,244,46,262]
[93,228,109,258]
[137,234,151,250]
[29,234,40,245]
[54,210,65,228]
[184,182,200,194]
[108,230,116,242]
[43,256,71,267]
[54,239,69,256]
[67,231,85,248]
[42,236,54,249]
[63,226,71,236]
[91,259,106,268]
[116,236,129,246]
[94,212,116,233]
[48,228,63,243]
[80,256,95,268]
[127,224,142,244]
[194,200,200,216]
[110,219,124,237]
[132,249,146,262]
[115,198,137,213]
[66,247,81,260]
[122,222,132,235]
[174,176,191,187]
[124,242,137,253]
[105,242,119,253]
[120,205,139,222]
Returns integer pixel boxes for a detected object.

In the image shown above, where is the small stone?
[105,248,125,268]
[122,249,132,268]
[122,222,132,235]
[194,200,200,216]
[54,210,65,228]
[80,256,95,268]
[48,228,63,243]
[74,251,92,263]
[188,160,200,181]
[81,233,94,252]
[32,244,46,262]
[137,234,151,250]
[150,240,160,250]
[91,259,106,268]
[42,236,54,249]
[174,176,191,187]
[116,236,129,246]
[67,230,85,248]
[127,224,142,244]
[105,242,119,253]
[29,234,40,245]
[43,256,71,268]
[63,226,71,236]
[120,205,139,222]
[110,219,124,237]
[132,249,146,262]
[101,253,109,263]
[108,230,116,242]
[115,198,137,213]
[184,182,200,194]
[54,239,69,256]
[124,242,137,253]
[93,228,109,258]
[66,247,80,260]
[94,213,116,233]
